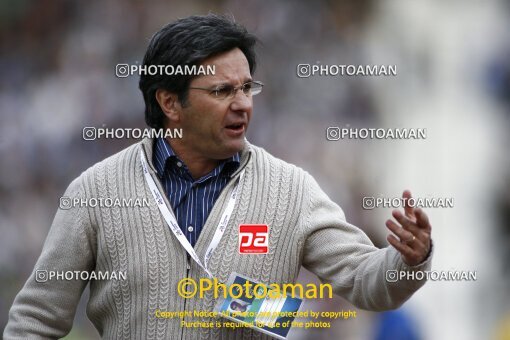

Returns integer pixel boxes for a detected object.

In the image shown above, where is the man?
[4,14,432,339]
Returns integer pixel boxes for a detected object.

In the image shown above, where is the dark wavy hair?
[139,14,258,129]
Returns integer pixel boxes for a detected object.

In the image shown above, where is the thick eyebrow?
[211,78,253,88]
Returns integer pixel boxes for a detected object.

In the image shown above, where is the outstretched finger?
[415,208,432,232]
[402,190,415,219]
[386,219,413,242]
[387,234,415,258]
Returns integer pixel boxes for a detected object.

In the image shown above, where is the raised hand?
[385,190,432,266]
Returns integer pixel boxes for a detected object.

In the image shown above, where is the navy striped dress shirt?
[153,137,240,246]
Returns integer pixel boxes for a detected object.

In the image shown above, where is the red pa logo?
[239,224,269,254]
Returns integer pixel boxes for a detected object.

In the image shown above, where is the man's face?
[175,48,253,160]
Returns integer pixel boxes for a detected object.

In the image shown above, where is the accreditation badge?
[214,272,303,339]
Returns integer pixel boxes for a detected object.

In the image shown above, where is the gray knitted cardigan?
[4,137,432,339]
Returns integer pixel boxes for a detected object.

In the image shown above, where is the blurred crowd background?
[1,0,510,339]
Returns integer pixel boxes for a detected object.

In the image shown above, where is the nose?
[229,90,252,113]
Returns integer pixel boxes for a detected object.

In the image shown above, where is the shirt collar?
[153,137,240,179]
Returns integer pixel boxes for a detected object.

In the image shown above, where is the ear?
[155,89,182,124]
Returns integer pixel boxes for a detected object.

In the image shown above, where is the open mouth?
[226,123,244,131]
[225,123,246,135]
